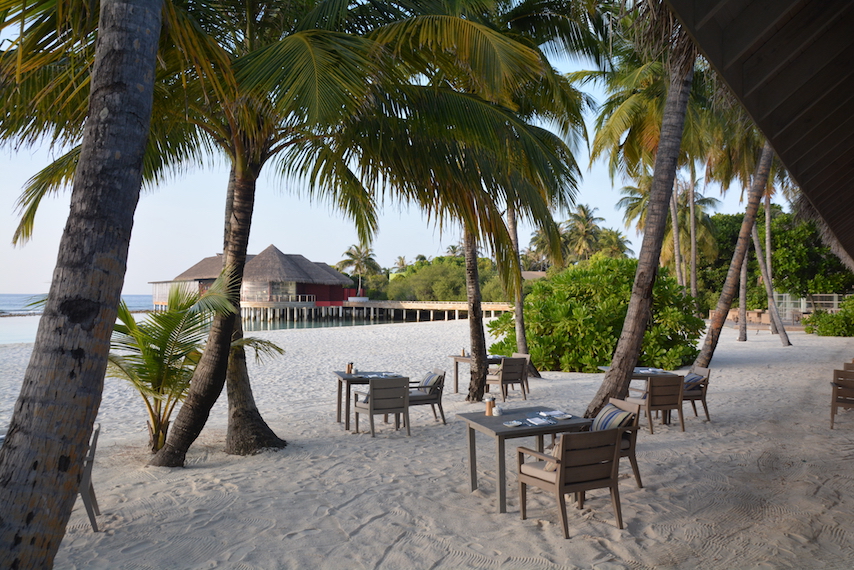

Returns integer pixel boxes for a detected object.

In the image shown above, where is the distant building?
[151,245,356,320]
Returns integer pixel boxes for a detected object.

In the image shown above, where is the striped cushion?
[591,403,632,431]
[684,372,705,391]
[542,444,558,472]
[419,372,440,388]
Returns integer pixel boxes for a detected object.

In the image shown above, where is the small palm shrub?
[488,255,705,372]
[108,284,235,452]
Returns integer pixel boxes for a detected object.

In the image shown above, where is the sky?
[0,136,754,296]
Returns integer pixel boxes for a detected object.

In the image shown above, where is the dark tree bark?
[464,229,488,402]
[689,172,698,302]
[225,317,287,455]
[765,193,778,334]
[752,224,791,346]
[151,167,258,467]
[694,141,775,368]
[738,248,748,342]
[670,189,685,286]
[507,204,540,378]
[0,0,161,566]
[585,62,694,417]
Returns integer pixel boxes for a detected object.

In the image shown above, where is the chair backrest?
[843,362,854,372]
[832,369,854,403]
[499,357,527,383]
[368,377,409,413]
[86,423,101,464]
[646,376,684,410]
[431,369,446,393]
[554,429,621,489]
[690,366,711,381]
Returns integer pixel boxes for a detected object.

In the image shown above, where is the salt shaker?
[484,395,495,416]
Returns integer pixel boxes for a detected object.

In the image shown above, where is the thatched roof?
[172,245,352,286]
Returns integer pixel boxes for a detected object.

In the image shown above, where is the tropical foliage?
[488,255,705,373]
[108,286,233,452]
[386,255,505,302]
[803,298,854,337]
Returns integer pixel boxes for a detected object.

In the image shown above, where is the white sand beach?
[3,319,854,569]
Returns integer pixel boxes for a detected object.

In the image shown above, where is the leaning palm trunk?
[226,317,287,454]
[151,167,257,467]
[752,224,790,346]
[586,61,694,417]
[737,250,748,341]
[507,205,540,377]
[689,174,698,303]
[0,0,161,565]
[765,193,778,333]
[670,190,685,286]
[694,141,774,368]
[464,229,488,402]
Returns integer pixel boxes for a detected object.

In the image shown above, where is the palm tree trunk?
[689,172,698,302]
[463,229,488,402]
[150,166,257,467]
[738,249,748,342]
[586,61,694,417]
[0,0,161,565]
[694,141,774,368]
[765,193,778,333]
[670,188,685,286]
[752,223,791,346]
[226,316,287,454]
[507,204,540,378]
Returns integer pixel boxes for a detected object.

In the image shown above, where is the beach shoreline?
[3,320,854,569]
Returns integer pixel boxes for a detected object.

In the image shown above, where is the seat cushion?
[684,372,705,391]
[520,460,557,482]
[409,390,434,402]
[591,403,633,431]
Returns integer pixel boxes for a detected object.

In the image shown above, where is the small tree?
[108,285,235,452]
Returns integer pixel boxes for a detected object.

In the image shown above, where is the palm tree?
[0,0,162,565]
[9,0,567,465]
[562,204,604,261]
[108,282,237,452]
[393,256,408,273]
[585,1,698,416]
[337,243,382,294]
[596,228,633,258]
[445,244,463,257]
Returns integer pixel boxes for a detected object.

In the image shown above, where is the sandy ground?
[2,319,854,569]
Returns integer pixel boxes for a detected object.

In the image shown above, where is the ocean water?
[0,294,408,344]
[0,294,153,345]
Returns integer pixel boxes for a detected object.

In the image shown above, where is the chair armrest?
[516,446,557,464]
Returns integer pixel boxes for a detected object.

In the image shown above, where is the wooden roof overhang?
[665,0,854,256]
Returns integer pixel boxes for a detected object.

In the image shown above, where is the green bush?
[487,255,705,372]
[803,298,854,336]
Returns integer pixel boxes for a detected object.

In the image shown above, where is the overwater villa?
[151,245,357,321]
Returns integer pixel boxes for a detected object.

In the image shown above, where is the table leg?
[496,436,507,514]
[467,426,478,492]
[535,435,544,452]
[345,381,352,431]
[454,360,460,393]
[336,378,343,423]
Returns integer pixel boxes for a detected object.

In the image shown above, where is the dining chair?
[517,428,624,538]
[831,369,854,429]
[591,398,642,488]
[79,423,102,532]
[682,366,711,422]
[626,375,685,434]
[512,352,532,393]
[408,369,447,424]
[354,377,411,437]
[485,357,528,402]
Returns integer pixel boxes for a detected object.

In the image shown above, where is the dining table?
[458,406,591,514]
[333,370,408,431]
[448,354,506,393]
[598,365,681,422]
